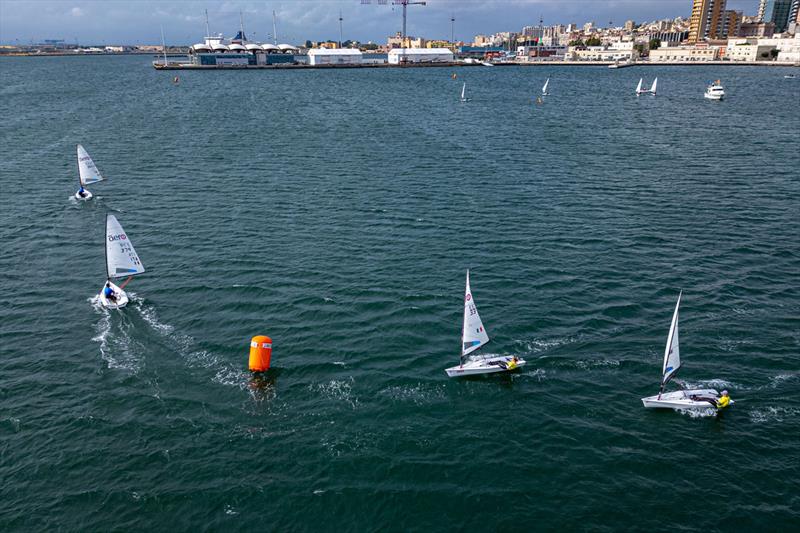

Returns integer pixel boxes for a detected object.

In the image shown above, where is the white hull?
[704,93,724,100]
[445,355,526,377]
[641,388,731,410]
[99,281,129,309]
[75,190,93,200]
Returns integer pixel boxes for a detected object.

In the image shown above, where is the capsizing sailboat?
[542,77,550,96]
[99,214,145,309]
[75,144,105,200]
[445,270,526,377]
[641,292,732,410]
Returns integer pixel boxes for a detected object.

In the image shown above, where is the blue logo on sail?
[115,267,138,274]
[666,366,673,372]
[463,340,480,350]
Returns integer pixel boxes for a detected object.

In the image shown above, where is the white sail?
[462,270,490,357]
[661,292,682,387]
[77,144,104,186]
[105,214,145,279]
[636,78,643,93]
[542,77,549,94]
[461,82,466,100]
[650,77,658,94]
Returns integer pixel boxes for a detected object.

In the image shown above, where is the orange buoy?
[248,335,272,372]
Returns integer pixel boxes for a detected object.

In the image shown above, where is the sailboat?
[445,271,526,377]
[641,292,732,410]
[542,77,550,96]
[75,144,105,200]
[99,214,146,309]
[635,77,657,96]
[460,82,469,102]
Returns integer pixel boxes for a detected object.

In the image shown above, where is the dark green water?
[1,55,799,531]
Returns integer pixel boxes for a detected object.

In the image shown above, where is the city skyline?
[0,0,760,45]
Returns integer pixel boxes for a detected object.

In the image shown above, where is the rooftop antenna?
[272,10,278,45]
[339,10,343,48]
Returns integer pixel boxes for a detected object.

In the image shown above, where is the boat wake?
[309,378,359,409]
[677,407,718,419]
[132,299,250,390]
[379,383,447,405]
[749,406,799,424]
[89,294,144,373]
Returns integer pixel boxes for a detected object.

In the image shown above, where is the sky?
[0,0,761,45]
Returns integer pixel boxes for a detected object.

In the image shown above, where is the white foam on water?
[573,358,621,370]
[332,361,346,366]
[89,295,141,373]
[323,296,334,302]
[749,406,799,424]
[310,378,359,409]
[380,383,446,405]
[680,378,740,391]
[133,300,248,390]
[525,368,547,381]
[765,373,797,389]
[224,505,238,515]
[516,336,578,354]
[677,407,718,419]
[313,489,326,495]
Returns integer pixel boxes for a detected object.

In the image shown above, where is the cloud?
[70,7,84,18]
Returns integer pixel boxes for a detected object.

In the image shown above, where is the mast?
[205,9,210,39]
[272,10,278,45]
[658,291,682,398]
[76,145,81,188]
[104,213,110,279]
[160,25,168,66]
[239,10,245,42]
[339,10,343,48]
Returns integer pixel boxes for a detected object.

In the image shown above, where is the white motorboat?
[636,77,657,96]
[641,292,733,410]
[445,270,526,378]
[99,214,146,309]
[704,80,724,100]
[608,58,634,69]
[74,144,105,200]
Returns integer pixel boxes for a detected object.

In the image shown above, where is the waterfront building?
[648,44,721,61]
[650,30,690,46]
[387,47,453,64]
[725,39,777,60]
[307,48,362,65]
[739,21,776,36]
[688,0,727,42]
[722,10,742,37]
[771,0,793,32]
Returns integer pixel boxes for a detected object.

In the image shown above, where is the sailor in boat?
[687,389,731,409]
[716,390,731,409]
[103,281,118,302]
[77,186,88,198]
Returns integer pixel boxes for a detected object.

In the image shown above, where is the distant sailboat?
[641,292,733,410]
[445,270,526,377]
[460,82,469,102]
[99,214,146,309]
[636,77,657,96]
[75,144,105,200]
[542,77,550,96]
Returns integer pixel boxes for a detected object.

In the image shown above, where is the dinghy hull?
[99,281,129,309]
[445,355,526,377]
[75,190,93,201]
[641,388,726,410]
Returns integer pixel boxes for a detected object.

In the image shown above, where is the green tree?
[568,39,585,47]
[769,48,779,59]
[585,37,602,46]
[648,38,661,50]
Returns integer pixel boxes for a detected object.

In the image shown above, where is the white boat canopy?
[228,43,247,52]
[190,43,212,53]
[261,43,280,52]
[245,43,262,51]
[277,44,297,52]
[211,43,229,52]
